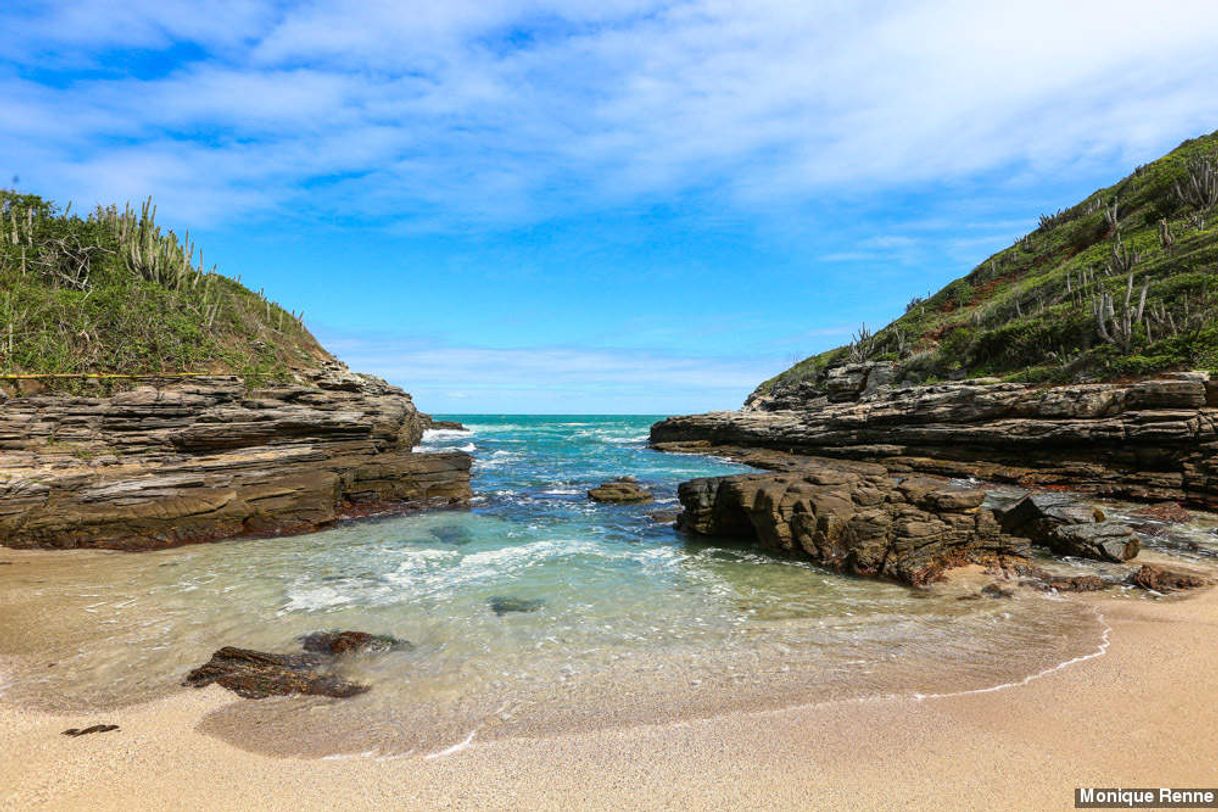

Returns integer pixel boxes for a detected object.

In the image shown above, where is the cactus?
[847,323,876,364]
[1103,196,1120,234]
[1175,153,1218,210]
[1093,273,1148,351]
[1107,234,1140,276]
[1159,218,1175,251]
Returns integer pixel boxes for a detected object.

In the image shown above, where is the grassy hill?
[754,130,1218,403]
[0,192,331,385]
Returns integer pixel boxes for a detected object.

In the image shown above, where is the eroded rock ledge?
[652,373,1218,509]
[0,362,471,550]
[677,458,1024,585]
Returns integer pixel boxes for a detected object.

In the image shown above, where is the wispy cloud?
[5,1,1218,227]
[6,1,1218,412]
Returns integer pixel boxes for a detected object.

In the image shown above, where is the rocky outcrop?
[186,646,365,699]
[995,493,1139,562]
[1128,564,1209,592]
[588,477,653,504]
[0,362,472,550]
[653,373,1218,509]
[675,456,1026,586]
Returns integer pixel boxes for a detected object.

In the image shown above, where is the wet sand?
[2,584,1216,811]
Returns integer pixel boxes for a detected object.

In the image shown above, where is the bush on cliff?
[0,192,330,383]
[756,130,1218,401]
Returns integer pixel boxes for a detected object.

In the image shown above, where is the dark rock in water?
[1047,574,1107,592]
[429,524,474,546]
[647,509,681,525]
[489,596,545,616]
[428,419,467,431]
[299,630,411,655]
[588,478,653,504]
[996,493,1103,532]
[997,493,1137,562]
[1132,501,1192,524]
[1050,523,1140,563]
[184,646,369,699]
[62,724,119,737]
[980,583,1015,599]
[1128,564,1209,593]
[675,460,1024,586]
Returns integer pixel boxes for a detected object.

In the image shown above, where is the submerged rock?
[184,646,368,699]
[1047,574,1107,592]
[299,630,411,655]
[183,629,403,699]
[980,583,1015,599]
[1128,564,1209,593]
[588,478,653,504]
[646,509,681,525]
[996,493,1138,562]
[489,596,545,616]
[1132,502,1193,525]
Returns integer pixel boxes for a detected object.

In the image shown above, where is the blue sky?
[4,1,1218,413]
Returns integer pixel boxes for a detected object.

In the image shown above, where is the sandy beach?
[2,582,1215,811]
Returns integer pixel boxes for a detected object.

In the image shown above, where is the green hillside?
[0,192,331,384]
[755,130,1218,402]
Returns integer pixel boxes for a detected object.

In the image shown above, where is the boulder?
[997,493,1138,562]
[675,458,1024,586]
[183,628,401,699]
[1128,564,1209,593]
[588,478,653,504]
[1049,522,1140,563]
[184,646,368,699]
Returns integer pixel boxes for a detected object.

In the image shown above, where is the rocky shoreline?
[0,362,471,550]
[652,371,1218,588]
[653,371,1218,508]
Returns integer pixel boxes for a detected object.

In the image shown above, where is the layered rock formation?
[0,362,471,550]
[676,457,1026,585]
[653,372,1218,509]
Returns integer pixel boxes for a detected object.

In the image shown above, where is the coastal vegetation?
[0,191,329,384]
[757,131,1218,398]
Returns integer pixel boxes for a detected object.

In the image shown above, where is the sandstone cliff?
[0,362,471,550]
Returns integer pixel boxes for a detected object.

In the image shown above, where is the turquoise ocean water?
[0,415,1107,756]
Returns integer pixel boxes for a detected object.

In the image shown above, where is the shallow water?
[0,416,1113,756]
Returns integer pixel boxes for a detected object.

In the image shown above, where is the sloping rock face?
[676,457,1027,585]
[0,363,471,550]
[652,373,1218,509]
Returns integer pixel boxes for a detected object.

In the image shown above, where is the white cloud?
[4,0,1218,227]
